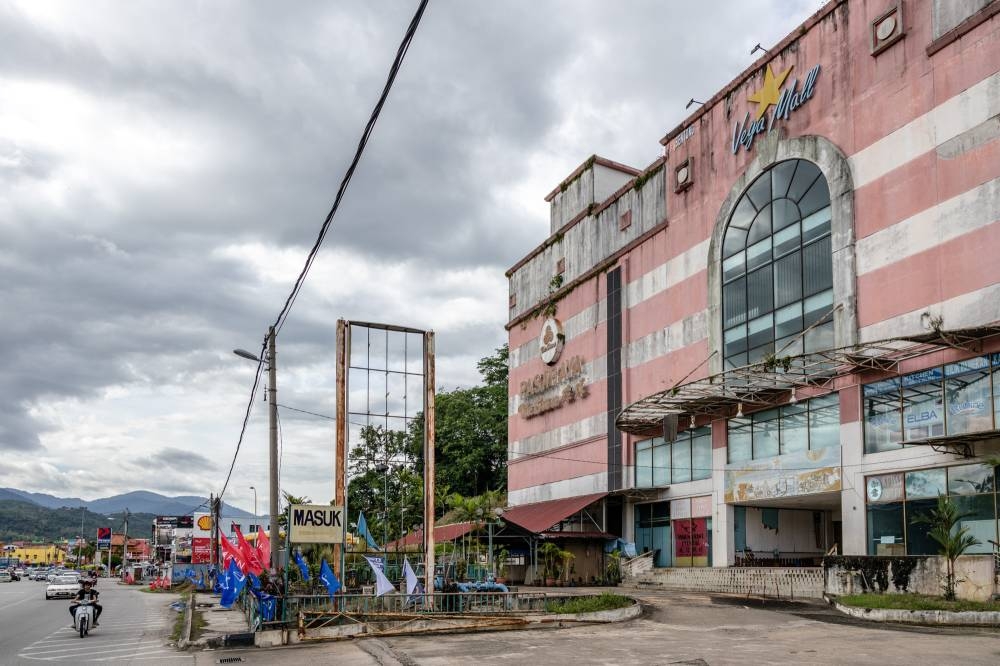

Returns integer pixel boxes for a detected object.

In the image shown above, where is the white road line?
[20,640,163,657]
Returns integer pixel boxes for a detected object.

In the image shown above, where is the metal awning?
[501,492,607,534]
[616,324,1000,435]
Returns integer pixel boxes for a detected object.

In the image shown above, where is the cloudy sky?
[0,0,818,513]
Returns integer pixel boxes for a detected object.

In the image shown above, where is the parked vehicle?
[45,575,80,600]
[0,571,12,583]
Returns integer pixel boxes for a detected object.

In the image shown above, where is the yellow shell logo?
[196,515,213,531]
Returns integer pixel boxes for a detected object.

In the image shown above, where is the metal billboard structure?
[335,319,435,597]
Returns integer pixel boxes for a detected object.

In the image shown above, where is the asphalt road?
[0,577,193,664]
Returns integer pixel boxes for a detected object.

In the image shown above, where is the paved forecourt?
[0,577,192,663]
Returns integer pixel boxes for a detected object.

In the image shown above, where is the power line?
[217,0,429,505]
[271,0,429,336]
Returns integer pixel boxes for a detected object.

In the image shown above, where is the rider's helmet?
[81,579,93,587]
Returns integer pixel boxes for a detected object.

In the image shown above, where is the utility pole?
[122,508,130,574]
[267,326,279,573]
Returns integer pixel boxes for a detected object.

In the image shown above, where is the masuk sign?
[732,63,821,153]
[289,504,345,544]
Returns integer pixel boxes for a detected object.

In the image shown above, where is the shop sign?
[724,446,841,503]
[517,354,590,419]
[732,64,821,154]
[866,473,903,503]
[191,537,211,564]
[539,317,565,365]
[289,504,345,544]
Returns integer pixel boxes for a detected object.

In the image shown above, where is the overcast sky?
[0,0,818,513]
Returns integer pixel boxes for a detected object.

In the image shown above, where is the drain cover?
[216,658,245,664]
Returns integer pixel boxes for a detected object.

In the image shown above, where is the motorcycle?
[73,600,96,638]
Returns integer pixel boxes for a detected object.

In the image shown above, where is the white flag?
[402,557,419,596]
[364,556,396,596]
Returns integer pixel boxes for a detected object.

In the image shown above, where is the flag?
[247,571,261,591]
[198,571,206,590]
[234,524,263,575]
[220,535,247,573]
[293,550,310,581]
[219,561,237,608]
[319,558,341,598]
[258,592,277,621]
[357,512,380,550]
[402,558,419,596]
[256,527,270,569]
[364,556,395,596]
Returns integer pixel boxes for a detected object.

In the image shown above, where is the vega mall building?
[505,0,1000,575]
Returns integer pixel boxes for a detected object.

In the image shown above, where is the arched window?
[722,159,833,369]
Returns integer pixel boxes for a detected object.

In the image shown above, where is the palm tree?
[911,495,981,600]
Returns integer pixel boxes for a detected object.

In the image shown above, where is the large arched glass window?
[722,159,833,369]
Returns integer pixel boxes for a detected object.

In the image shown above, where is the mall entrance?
[732,491,839,566]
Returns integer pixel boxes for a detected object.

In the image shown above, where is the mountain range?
[0,488,253,518]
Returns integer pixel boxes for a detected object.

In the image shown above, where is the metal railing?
[287,590,549,621]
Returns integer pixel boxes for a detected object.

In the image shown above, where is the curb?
[178,592,194,649]
[830,598,1000,626]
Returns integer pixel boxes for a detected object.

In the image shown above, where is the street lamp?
[233,326,279,573]
[249,486,257,521]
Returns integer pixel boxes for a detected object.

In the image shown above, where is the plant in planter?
[911,495,981,601]
[540,542,562,586]
[606,550,622,585]
[495,546,510,584]
[559,549,576,584]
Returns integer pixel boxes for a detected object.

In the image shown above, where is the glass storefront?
[865,463,999,555]
[863,353,1000,453]
[727,393,840,463]
[635,427,711,488]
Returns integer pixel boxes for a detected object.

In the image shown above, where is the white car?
[45,575,80,600]
[0,571,12,583]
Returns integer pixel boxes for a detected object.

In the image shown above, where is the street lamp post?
[249,486,257,522]
[234,326,279,573]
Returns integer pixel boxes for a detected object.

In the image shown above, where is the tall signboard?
[192,513,212,564]
[96,527,111,550]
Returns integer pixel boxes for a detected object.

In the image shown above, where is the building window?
[863,353,1000,453]
[721,159,832,368]
[866,464,998,555]
[727,394,840,463]
[634,426,712,488]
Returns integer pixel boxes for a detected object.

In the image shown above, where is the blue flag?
[197,571,206,590]
[219,561,238,608]
[293,550,310,581]
[258,592,277,621]
[319,558,341,598]
[231,560,247,596]
[248,571,261,590]
[357,511,381,550]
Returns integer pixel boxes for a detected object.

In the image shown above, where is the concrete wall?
[825,555,997,601]
[634,566,825,599]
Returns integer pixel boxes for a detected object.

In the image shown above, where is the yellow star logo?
[747,64,792,120]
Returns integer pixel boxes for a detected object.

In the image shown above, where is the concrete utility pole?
[123,508,130,573]
[267,326,279,573]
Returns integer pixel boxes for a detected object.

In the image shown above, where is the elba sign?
[288,504,345,544]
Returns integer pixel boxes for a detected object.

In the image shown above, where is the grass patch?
[190,610,206,640]
[170,605,185,642]
[838,593,1000,612]
[544,592,632,614]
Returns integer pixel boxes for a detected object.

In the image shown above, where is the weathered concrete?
[832,598,1000,626]
[825,555,998,602]
[629,566,826,599]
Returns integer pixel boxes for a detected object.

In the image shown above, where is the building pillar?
[711,442,734,566]
[839,419,867,555]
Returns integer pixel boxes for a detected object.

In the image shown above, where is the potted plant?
[558,548,575,586]
[495,546,509,584]
[540,542,561,586]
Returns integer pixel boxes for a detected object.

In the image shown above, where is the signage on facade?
[539,317,565,365]
[191,537,211,564]
[288,504,345,544]
[732,64,821,154]
[724,446,841,502]
[518,354,590,419]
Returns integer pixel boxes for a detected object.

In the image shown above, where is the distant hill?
[0,488,252,518]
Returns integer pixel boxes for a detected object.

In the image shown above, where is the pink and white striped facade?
[506,0,1000,566]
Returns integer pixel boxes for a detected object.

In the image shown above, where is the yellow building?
[6,544,66,565]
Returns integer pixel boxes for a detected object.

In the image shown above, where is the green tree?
[411,344,508,498]
[911,495,981,600]
[347,425,420,548]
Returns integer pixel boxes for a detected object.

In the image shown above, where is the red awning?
[501,492,607,534]
[383,521,477,550]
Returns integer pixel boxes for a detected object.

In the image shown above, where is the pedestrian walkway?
[190,593,252,647]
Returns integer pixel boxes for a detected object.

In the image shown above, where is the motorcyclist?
[69,579,102,626]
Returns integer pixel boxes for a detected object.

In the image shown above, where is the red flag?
[220,535,247,573]
[256,527,270,569]
[234,524,263,575]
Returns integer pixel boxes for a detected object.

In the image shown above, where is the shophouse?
[506,0,1000,572]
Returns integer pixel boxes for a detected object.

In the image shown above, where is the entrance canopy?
[616,324,1000,437]
[502,492,607,535]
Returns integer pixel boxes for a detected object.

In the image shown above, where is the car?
[0,571,12,583]
[32,570,47,581]
[14,568,25,578]
[45,575,80,600]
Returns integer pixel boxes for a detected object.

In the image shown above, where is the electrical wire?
[217,0,428,505]
[271,0,429,336]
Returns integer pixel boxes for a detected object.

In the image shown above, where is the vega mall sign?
[732,64,821,154]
